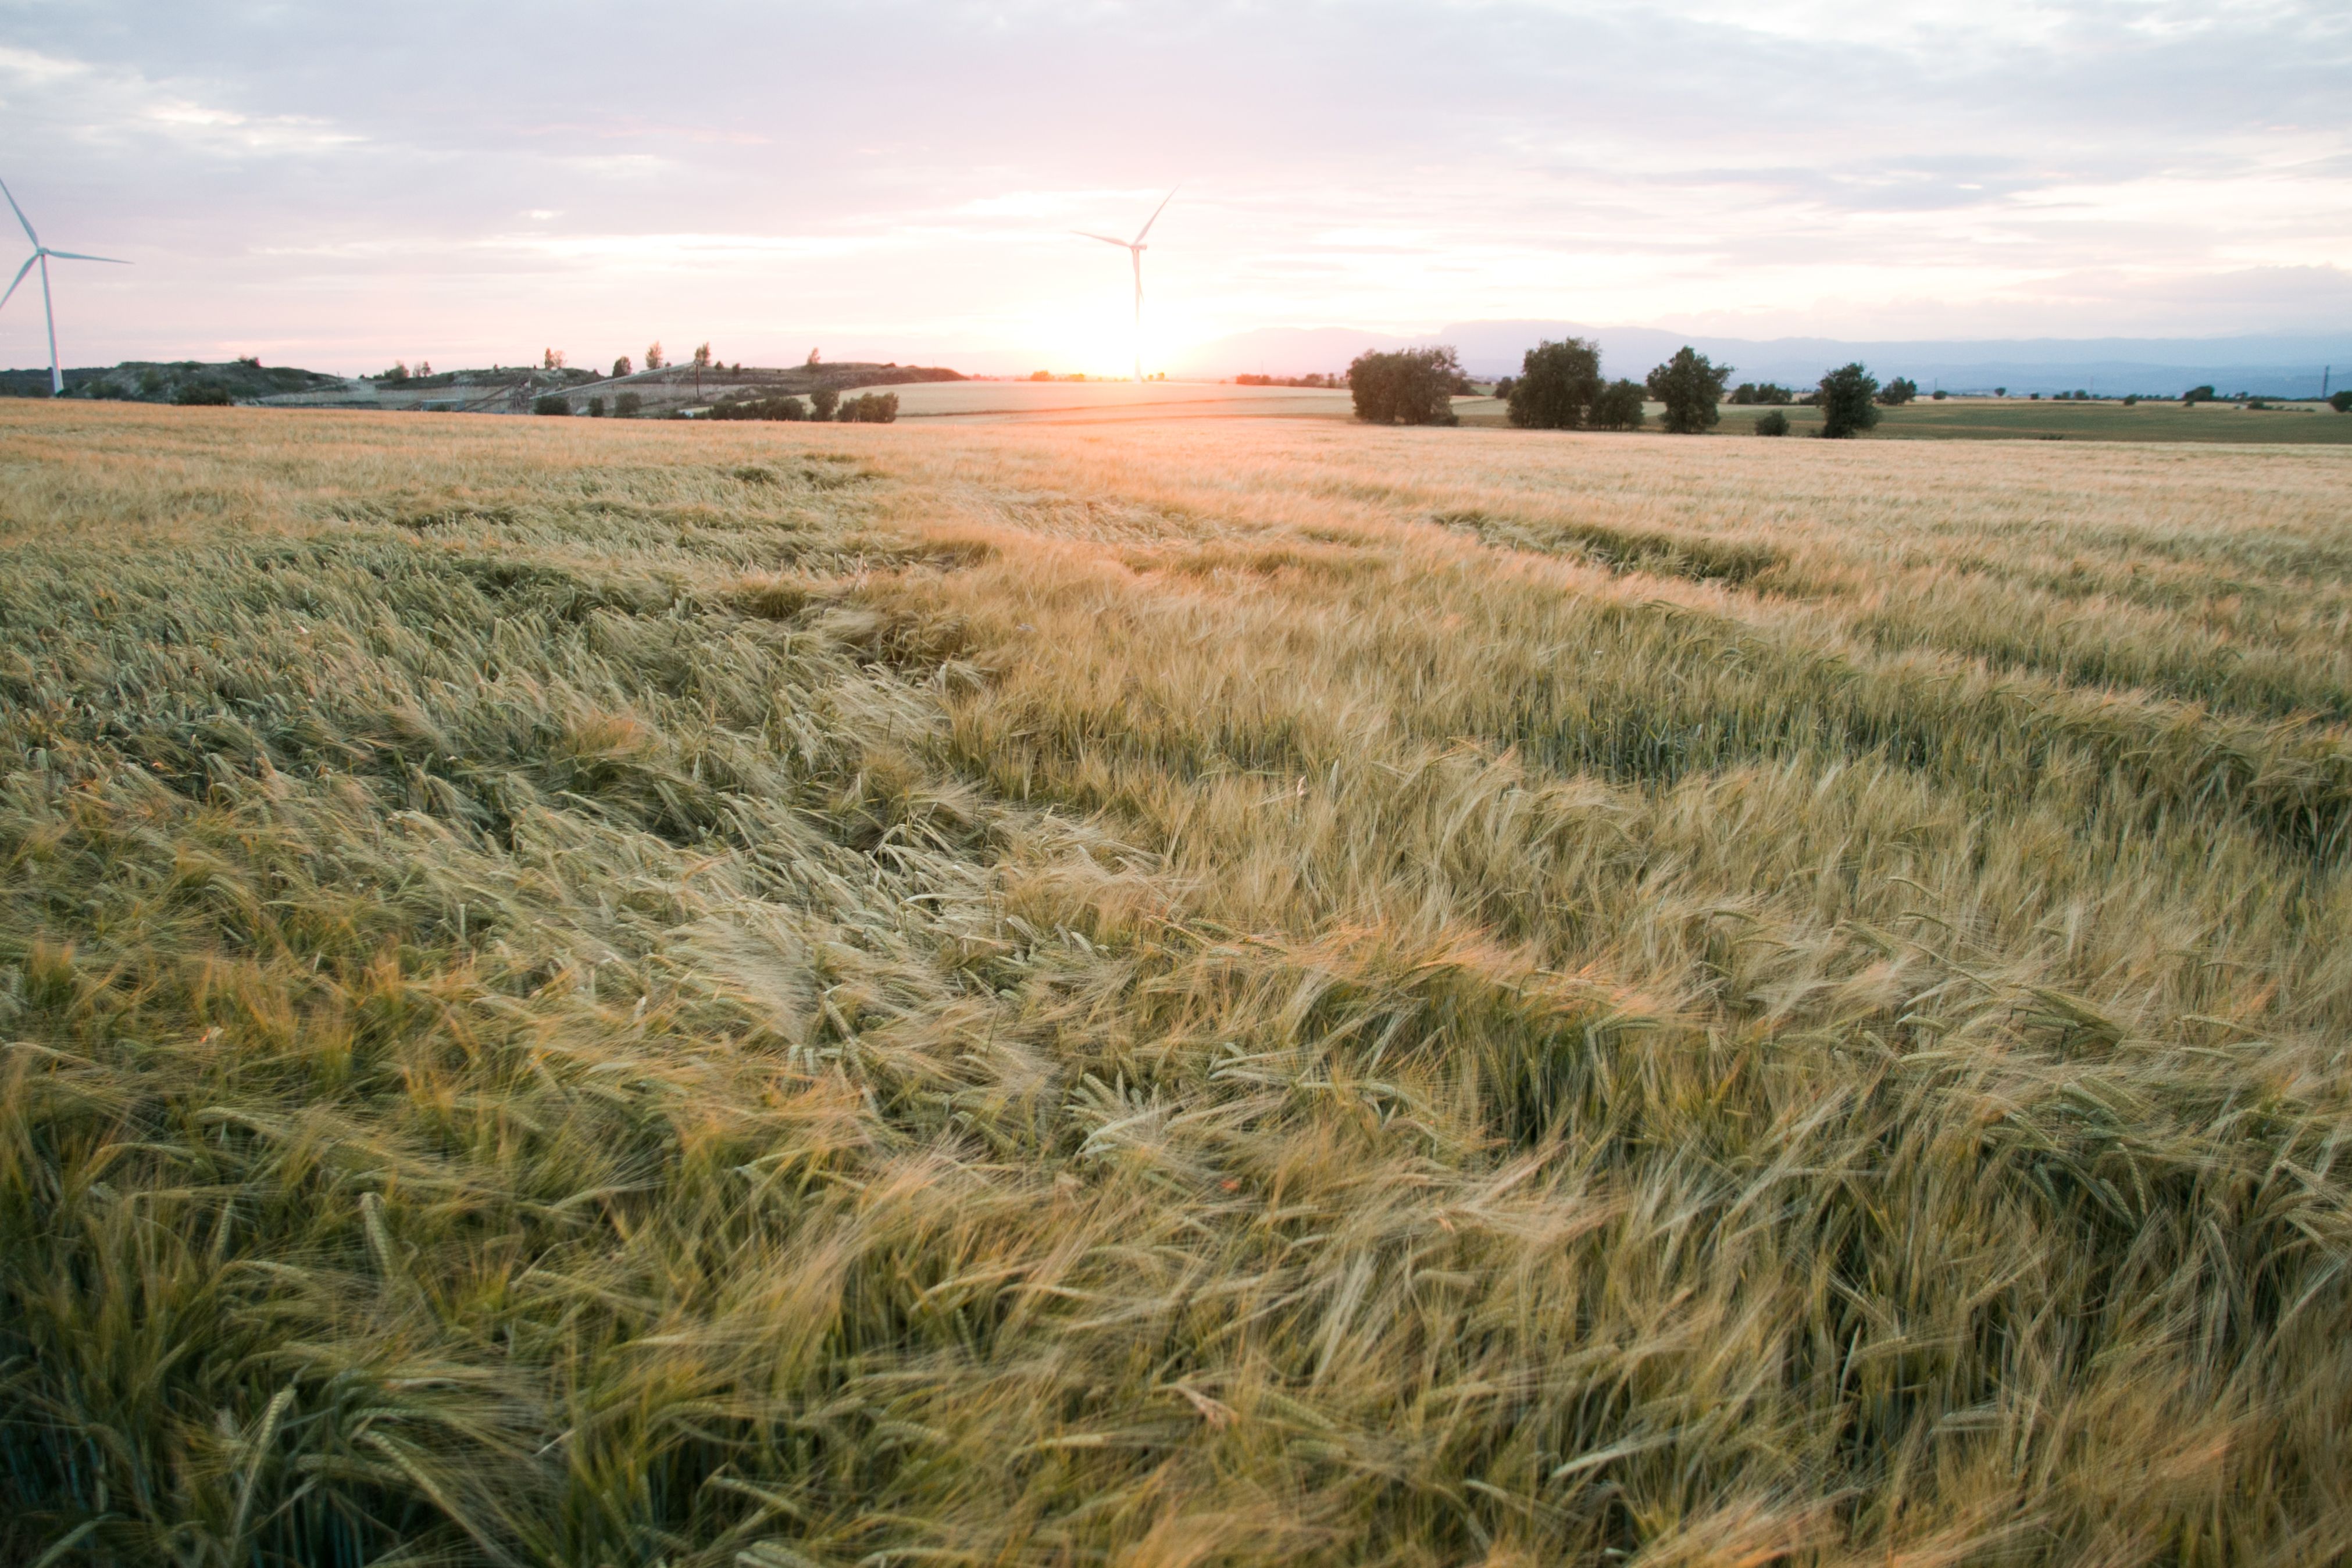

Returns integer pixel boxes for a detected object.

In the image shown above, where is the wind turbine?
[1072,188,1175,383]
[1,177,131,397]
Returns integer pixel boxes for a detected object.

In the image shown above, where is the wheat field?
[3,402,2349,1567]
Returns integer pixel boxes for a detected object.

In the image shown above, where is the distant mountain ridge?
[1176,324,2352,398]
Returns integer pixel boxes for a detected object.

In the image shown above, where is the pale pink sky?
[2,1,2348,377]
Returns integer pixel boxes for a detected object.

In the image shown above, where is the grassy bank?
[3,403,2349,1566]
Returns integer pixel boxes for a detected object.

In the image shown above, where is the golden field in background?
[3,402,2349,1566]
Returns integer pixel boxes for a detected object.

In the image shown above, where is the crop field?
[1711,397,2352,445]
[3,402,2350,1566]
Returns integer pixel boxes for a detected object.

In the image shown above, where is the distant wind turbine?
[1072,188,1176,383]
[1,177,131,397]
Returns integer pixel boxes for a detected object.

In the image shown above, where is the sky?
[2,1,2349,377]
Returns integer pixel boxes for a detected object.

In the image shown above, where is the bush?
[1728,382,1794,406]
[1491,376,1515,400]
[1645,347,1731,434]
[1349,347,1466,426]
[1506,338,1602,429]
[587,397,606,418]
[1930,389,1948,401]
[840,391,900,424]
[2330,391,2351,413]
[1589,378,1646,431]
[173,384,232,406]
[532,394,571,416]
[709,395,808,422]
[1878,377,1918,406]
[1817,363,1881,438]
[1755,409,1790,436]
[615,391,643,417]
[2183,384,2215,404]
[2123,394,2140,406]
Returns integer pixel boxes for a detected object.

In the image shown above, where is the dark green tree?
[1590,378,1647,430]
[1348,347,1466,425]
[1878,376,1918,406]
[2328,391,2350,413]
[1817,363,1881,438]
[1506,338,1602,429]
[1644,347,1731,434]
[809,387,841,421]
[2182,384,2215,404]
[1754,410,1790,437]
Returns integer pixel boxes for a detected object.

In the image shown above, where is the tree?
[587,397,606,417]
[693,343,712,369]
[543,348,565,370]
[2182,384,2215,404]
[1645,347,1731,434]
[2332,391,2352,413]
[1491,376,1515,400]
[841,391,900,423]
[1755,410,1790,437]
[1878,376,1918,406]
[418,360,431,376]
[809,387,841,422]
[1507,338,1602,429]
[1348,347,1465,426]
[612,355,633,378]
[645,342,666,370]
[1818,363,1881,438]
[1590,379,1646,431]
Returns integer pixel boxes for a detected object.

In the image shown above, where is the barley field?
[3,402,2349,1567]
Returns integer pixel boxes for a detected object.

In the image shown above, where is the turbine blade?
[1130,187,1177,245]
[0,177,38,248]
[0,253,35,313]
[44,250,131,265]
[1070,231,1133,249]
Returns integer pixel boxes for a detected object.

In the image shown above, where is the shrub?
[1645,347,1731,434]
[2123,394,2139,406]
[615,391,643,417]
[587,397,606,418]
[1817,363,1881,438]
[2183,384,2215,404]
[709,395,808,422]
[1755,409,1790,436]
[840,391,900,424]
[1930,389,1948,401]
[1878,377,1918,406]
[173,384,232,406]
[532,394,571,416]
[809,388,841,422]
[1349,347,1466,426]
[1589,378,1646,431]
[1506,338,1602,429]
[1729,382,1794,406]
[2330,391,2351,413]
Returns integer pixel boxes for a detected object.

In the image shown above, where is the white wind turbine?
[1072,188,1175,383]
[2,177,132,397]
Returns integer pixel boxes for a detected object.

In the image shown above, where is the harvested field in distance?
[4,402,2350,1566]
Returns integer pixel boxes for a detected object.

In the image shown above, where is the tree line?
[1347,338,1921,438]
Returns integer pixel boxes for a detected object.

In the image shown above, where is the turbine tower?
[1,177,131,397]
[1073,188,1175,383]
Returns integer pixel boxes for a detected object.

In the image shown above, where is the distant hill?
[1178,324,2352,399]
[1,359,347,402]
